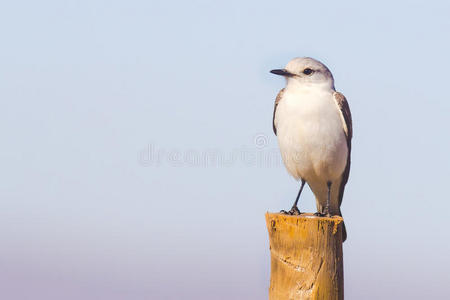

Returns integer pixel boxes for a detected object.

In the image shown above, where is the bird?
[270,57,352,241]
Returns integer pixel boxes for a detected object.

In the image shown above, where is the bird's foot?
[313,211,332,217]
[280,206,301,216]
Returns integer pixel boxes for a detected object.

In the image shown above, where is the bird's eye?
[303,68,314,75]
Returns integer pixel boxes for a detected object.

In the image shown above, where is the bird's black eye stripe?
[303,68,314,75]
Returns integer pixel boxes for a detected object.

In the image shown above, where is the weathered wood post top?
[266,212,344,300]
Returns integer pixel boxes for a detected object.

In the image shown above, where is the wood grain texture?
[266,213,344,300]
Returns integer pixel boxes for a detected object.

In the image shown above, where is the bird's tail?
[338,209,347,242]
[341,219,347,242]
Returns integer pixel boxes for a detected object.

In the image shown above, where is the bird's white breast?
[275,86,348,182]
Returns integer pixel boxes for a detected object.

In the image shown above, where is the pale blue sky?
[1,1,450,299]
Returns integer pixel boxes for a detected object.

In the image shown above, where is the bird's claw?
[280,206,301,216]
[314,211,332,217]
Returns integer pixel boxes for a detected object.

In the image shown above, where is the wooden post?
[266,212,344,300]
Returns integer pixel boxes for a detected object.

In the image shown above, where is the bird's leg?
[281,179,305,215]
[324,181,332,217]
[314,181,332,217]
[290,179,306,214]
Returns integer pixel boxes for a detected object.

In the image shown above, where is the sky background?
[1,0,450,299]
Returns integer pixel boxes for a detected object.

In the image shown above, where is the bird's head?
[271,57,335,90]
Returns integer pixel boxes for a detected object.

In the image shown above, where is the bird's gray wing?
[333,92,353,207]
[272,88,285,135]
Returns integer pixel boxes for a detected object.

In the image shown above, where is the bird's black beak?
[270,69,294,77]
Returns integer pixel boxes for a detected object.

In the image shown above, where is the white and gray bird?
[271,57,352,241]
